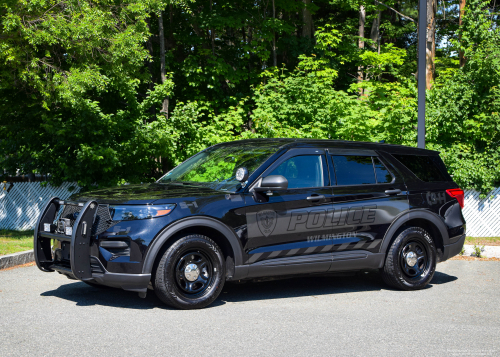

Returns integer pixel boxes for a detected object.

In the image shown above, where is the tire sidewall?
[156,236,225,309]
[391,228,437,289]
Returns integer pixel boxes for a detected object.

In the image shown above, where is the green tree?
[0,0,174,188]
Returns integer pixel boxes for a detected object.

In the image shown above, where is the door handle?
[307,195,325,201]
[385,189,402,195]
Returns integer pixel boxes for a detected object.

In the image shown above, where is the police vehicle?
[34,139,466,309]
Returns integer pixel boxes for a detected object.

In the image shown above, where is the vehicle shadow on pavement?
[213,270,458,306]
[40,270,457,309]
[41,282,170,309]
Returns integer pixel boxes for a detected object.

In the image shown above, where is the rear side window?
[373,157,393,183]
[393,154,452,182]
[331,156,376,185]
[331,155,394,185]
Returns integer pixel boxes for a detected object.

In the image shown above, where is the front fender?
[141,216,244,275]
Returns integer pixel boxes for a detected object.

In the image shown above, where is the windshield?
[157,144,280,191]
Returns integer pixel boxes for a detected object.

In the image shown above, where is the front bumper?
[34,197,150,294]
[441,233,466,261]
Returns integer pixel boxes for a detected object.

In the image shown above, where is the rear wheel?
[381,227,436,290]
[154,234,225,309]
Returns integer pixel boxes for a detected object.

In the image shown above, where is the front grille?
[52,203,117,237]
[60,204,82,226]
[92,204,118,236]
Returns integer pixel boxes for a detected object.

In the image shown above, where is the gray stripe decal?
[368,240,382,249]
[337,243,350,251]
[354,241,366,249]
[267,250,281,259]
[304,246,317,254]
[286,248,300,256]
[247,252,264,264]
[320,244,333,252]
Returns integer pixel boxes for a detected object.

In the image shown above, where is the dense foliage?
[1,0,499,193]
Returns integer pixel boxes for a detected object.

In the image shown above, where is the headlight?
[109,204,176,221]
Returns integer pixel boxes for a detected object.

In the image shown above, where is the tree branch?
[374,0,416,23]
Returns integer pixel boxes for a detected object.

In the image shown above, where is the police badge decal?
[257,210,277,237]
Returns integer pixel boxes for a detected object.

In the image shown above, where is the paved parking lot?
[1,261,499,356]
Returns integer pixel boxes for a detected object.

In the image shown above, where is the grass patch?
[465,236,500,246]
[0,230,34,256]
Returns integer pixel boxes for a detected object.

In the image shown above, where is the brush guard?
[34,197,150,297]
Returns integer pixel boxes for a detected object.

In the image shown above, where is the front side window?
[157,144,279,191]
[268,155,325,189]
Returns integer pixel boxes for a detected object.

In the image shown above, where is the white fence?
[0,182,80,231]
[463,188,500,237]
[0,182,498,236]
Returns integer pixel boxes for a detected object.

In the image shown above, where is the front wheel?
[381,227,437,290]
[154,234,225,309]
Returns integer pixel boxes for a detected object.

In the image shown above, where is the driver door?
[244,148,335,273]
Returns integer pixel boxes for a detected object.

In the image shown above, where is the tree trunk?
[459,0,466,67]
[146,17,155,118]
[357,5,366,96]
[426,0,436,90]
[248,27,253,72]
[370,10,381,52]
[302,0,312,38]
[158,11,169,117]
[272,0,277,66]
[210,0,215,56]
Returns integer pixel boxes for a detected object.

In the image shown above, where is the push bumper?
[34,197,150,295]
[441,233,466,261]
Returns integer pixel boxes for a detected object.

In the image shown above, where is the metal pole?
[417,0,427,149]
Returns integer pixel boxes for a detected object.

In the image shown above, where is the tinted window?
[393,154,452,182]
[268,155,325,188]
[331,155,376,185]
[374,157,393,183]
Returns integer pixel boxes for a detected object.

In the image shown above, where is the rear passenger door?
[326,149,409,255]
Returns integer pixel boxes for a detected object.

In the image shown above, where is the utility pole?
[417,0,427,148]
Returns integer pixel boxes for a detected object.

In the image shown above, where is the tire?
[154,234,226,309]
[381,227,437,290]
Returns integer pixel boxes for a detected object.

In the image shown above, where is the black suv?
[34,139,466,309]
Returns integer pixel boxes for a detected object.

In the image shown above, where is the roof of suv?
[213,138,439,155]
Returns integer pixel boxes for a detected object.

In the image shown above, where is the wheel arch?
[142,217,244,278]
[380,209,449,261]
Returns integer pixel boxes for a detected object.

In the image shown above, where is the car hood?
[70,183,227,204]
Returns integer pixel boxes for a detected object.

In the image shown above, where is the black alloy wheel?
[382,227,437,290]
[175,251,213,296]
[155,234,225,309]
[400,240,429,279]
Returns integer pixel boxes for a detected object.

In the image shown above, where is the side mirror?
[254,175,288,192]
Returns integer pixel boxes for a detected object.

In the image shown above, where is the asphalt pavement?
[1,261,499,357]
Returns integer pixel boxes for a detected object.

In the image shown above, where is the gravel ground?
[1,261,499,357]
